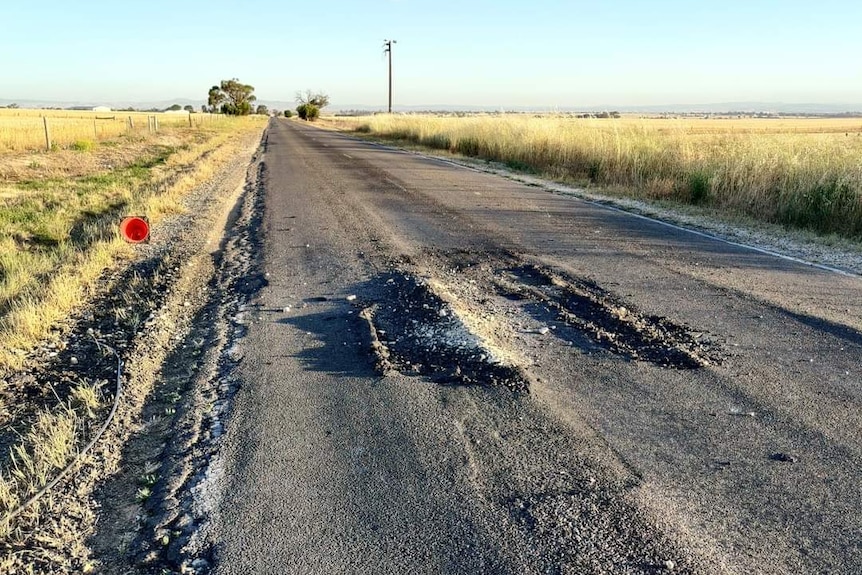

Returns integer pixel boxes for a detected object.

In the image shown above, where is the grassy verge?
[0,116,267,373]
[0,115,266,570]
[325,115,862,240]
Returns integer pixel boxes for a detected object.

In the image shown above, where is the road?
[204,119,862,574]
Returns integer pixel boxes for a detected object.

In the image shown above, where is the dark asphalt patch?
[495,264,724,369]
[360,272,530,393]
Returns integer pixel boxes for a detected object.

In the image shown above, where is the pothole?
[495,264,723,369]
[360,272,529,393]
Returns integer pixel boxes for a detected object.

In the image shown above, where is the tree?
[284,109,293,118]
[166,104,183,111]
[296,90,330,109]
[207,85,225,113]
[200,104,208,113]
[213,78,256,116]
[255,104,269,115]
[183,105,194,112]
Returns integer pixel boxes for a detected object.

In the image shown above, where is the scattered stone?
[70,356,78,365]
[663,559,676,570]
[770,452,798,463]
[346,294,357,301]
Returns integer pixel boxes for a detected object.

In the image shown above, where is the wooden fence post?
[128,116,134,130]
[43,117,51,151]
[94,118,98,139]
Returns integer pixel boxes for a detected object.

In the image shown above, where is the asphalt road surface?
[207,119,862,574]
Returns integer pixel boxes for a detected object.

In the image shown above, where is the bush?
[284,109,294,118]
[221,101,252,116]
[71,140,95,152]
[296,104,320,121]
[688,171,711,204]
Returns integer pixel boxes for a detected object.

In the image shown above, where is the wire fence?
[0,109,226,151]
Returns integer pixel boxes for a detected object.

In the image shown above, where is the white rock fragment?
[537,327,550,335]
[663,559,676,570]
[346,295,357,301]
[70,357,78,365]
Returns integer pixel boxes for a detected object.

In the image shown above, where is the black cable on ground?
[1,336,123,524]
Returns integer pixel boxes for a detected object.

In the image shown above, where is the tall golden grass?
[0,108,225,151]
[334,115,862,238]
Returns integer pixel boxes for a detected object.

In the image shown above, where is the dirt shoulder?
[0,122,268,573]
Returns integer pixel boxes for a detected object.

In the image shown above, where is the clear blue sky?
[2,0,861,108]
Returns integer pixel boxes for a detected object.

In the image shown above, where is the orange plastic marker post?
[119,216,150,243]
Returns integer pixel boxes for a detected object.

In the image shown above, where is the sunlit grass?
[332,114,862,239]
[0,114,267,372]
[0,108,227,151]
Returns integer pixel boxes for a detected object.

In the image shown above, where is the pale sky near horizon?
[2,0,861,108]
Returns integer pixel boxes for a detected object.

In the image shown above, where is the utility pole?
[383,39,396,113]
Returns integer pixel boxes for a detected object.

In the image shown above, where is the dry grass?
[329,114,862,239]
[0,113,267,372]
[0,111,266,568]
[0,108,226,152]
[0,404,80,526]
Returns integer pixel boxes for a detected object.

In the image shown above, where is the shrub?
[284,109,294,118]
[71,140,94,152]
[688,171,711,204]
[297,104,320,121]
[221,101,252,116]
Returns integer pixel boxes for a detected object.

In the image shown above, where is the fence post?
[155,116,159,131]
[188,113,193,128]
[128,116,134,130]
[94,118,98,140]
[43,117,51,151]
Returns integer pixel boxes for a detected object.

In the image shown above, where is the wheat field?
[331,114,862,238]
